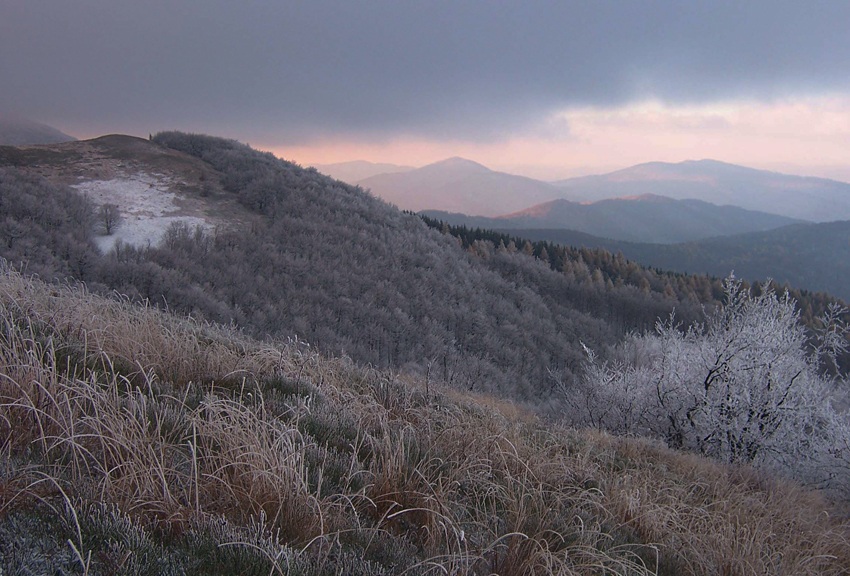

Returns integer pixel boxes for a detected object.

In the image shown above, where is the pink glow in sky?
[273,95,850,182]
[5,3,849,182]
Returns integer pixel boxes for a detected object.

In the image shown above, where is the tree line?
[420,214,850,372]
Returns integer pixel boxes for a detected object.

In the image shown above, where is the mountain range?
[1,133,690,405]
[424,195,802,244]
[355,156,850,224]
[3,131,850,573]
[1,133,846,390]
[354,155,848,298]
[552,159,850,222]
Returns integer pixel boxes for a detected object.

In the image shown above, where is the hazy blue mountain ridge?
[359,155,839,239]
[423,193,802,244]
[552,159,850,222]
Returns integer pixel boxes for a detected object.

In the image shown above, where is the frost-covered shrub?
[571,276,850,491]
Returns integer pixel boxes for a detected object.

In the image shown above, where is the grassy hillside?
[2,266,849,575]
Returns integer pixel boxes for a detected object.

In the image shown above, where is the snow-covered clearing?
[73,172,211,253]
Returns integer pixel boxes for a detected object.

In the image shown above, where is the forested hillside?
[498,222,850,303]
[1,132,847,406]
[419,216,848,337]
[0,133,713,406]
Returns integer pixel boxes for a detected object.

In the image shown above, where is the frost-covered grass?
[0,266,848,575]
[72,173,212,252]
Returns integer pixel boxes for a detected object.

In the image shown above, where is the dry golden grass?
[1,266,848,575]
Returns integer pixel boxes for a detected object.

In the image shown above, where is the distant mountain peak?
[315,160,415,184]
[423,156,492,172]
[0,115,76,145]
[552,158,850,222]
[616,193,675,203]
[682,158,732,166]
[358,156,562,216]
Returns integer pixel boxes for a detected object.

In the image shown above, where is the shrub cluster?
[569,276,850,496]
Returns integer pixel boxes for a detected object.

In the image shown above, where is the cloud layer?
[3,1,849,146]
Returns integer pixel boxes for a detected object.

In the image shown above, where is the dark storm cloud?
[2,1,848,143]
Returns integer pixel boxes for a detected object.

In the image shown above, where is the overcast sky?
[3,1,849,179]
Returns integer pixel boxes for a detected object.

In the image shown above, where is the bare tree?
[98,203,122,235]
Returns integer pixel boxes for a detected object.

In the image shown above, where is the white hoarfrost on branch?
[569,276,850,492]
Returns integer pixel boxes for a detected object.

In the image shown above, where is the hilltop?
[0,133,255,250]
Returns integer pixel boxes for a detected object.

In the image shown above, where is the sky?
[2,1,850,181]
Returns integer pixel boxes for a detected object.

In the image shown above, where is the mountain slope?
[502,194,802,243]
[312,159,415,183]
[501,221,850,302]
[2,133,704,405]
[0,115,75,145]
[4,266,848,575]
[423,193,801,244]
[0,134,255,251]
[552,159,850,222]
[619,221,850,301]
[358,156,563,216]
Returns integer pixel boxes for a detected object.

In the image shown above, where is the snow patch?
[72,172,212,252]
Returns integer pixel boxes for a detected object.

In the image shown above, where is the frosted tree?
[98,202,122,235]
[570,276,849,487]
